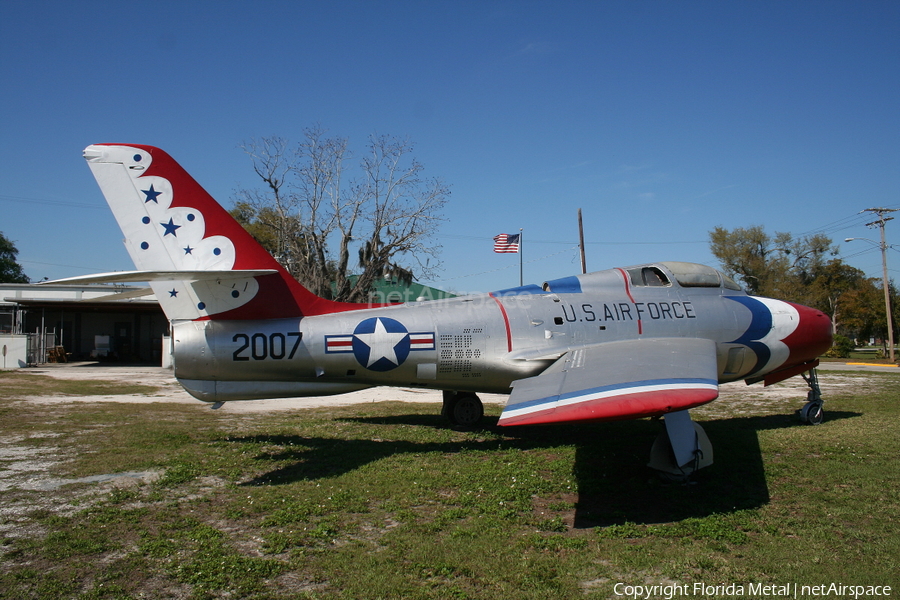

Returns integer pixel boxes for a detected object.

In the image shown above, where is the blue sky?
[2,1,898,294]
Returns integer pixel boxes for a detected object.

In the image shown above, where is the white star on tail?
[354,318,408,367]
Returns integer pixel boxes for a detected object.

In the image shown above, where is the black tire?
[449,393,484,427]
[801,401,824,425]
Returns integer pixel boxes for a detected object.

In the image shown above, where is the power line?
[800,203,900,238]
[0,194,105,210]
[438,233,705,246]
[424,246,579,285]
[19,259,120,272]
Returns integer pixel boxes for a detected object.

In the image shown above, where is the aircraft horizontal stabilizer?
[41,270,279,285]
[78,288,156,302]
[498,338,719,426]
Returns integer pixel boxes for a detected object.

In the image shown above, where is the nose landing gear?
[799,368,824,425]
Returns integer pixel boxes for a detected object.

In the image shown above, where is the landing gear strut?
[648,409,713,481]
[799,368,824,425]
[442,390,484,428]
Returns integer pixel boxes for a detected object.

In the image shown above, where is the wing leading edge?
[498,338,719,426]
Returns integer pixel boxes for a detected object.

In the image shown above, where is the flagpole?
[519,228,523,287]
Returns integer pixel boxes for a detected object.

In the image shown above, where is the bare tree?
[231,126,449,302]
[236,137,297,263]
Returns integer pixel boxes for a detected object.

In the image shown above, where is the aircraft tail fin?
[82,144,363,321]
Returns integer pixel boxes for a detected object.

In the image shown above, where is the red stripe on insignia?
[325,336,354,352]
[409,334,435,349]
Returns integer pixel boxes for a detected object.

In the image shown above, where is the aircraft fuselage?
[173,262,831,405]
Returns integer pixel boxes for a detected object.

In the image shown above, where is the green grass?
[1,370,899,598]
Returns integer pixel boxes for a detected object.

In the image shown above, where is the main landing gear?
[647,409,713,481]
[442,390,484,428]
[799,368,824,425]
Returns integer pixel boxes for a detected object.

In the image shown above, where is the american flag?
[493,233,520,253]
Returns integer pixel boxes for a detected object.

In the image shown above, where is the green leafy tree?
[0,231,29,283]
[709,226,835,298]
[709,225,837,302]
[229,201,292,259]
[853,280,900,349]
[709,225,893,344]
[709,225,774,296]
[803,260,868,335]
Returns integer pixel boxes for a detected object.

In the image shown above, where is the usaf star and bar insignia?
[325,317,436,372]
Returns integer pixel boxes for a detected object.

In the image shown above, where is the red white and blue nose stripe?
[783,301,833,363]
[727,296,832,376]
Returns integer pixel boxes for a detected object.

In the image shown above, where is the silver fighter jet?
[50,144,833,477]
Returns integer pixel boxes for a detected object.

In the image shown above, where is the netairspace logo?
[613,582,893,599]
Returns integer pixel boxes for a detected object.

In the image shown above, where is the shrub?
[826,335,854,358]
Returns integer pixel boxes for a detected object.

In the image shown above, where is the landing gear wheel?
[799,369,825,425]
[800,401,824,425]
[442,391,484,428]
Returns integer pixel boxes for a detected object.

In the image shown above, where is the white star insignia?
[354,318,408,367]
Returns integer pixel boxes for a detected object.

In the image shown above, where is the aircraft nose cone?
[785,303,833,363]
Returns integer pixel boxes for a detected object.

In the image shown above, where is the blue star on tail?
[142,184,162,203]
[160,218,181,237]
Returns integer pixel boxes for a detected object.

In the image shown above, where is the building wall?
[0,335,28,369]
[2,283,168,364]
[28,310,168,362]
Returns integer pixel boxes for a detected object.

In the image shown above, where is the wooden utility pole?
[577,209,586,274]
[864,208,897,362]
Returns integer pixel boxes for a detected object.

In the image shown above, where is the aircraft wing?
[498,337,719,426]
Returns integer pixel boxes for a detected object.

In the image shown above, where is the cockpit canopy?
[655,262,741,290]
[541,261,742,294]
